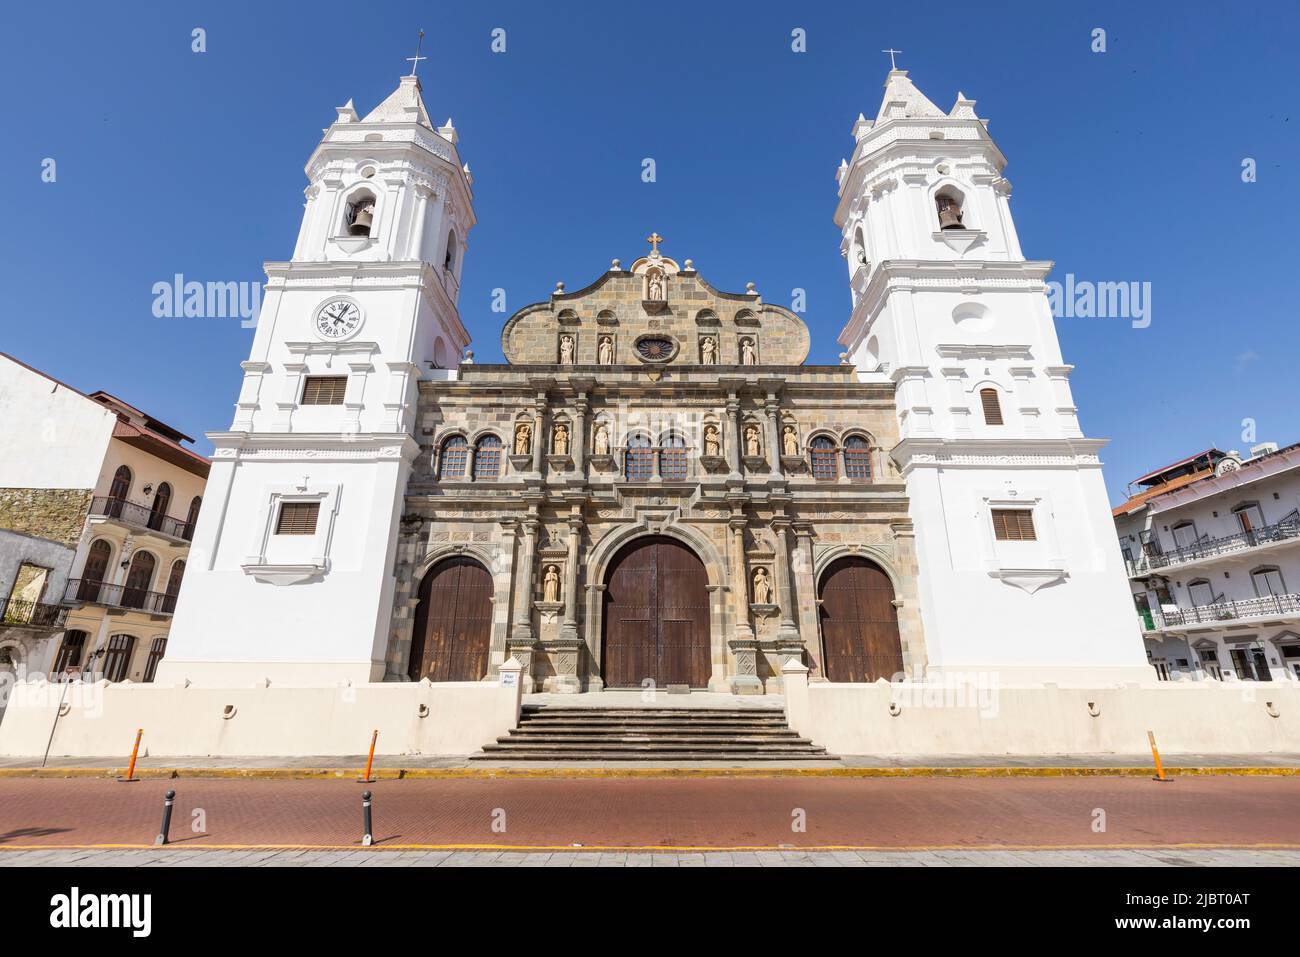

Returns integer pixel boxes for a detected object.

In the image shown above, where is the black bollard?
[361,790,374,847]
[154,789,176,846]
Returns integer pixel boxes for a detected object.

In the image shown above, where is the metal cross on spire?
[881,48,902,70]
[406,29,427,76]
[646,231,664,255]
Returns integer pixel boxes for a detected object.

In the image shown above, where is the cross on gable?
[406,29,427,76]
[646,232,664,256]
[881,48,902,70]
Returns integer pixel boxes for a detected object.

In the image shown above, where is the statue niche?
[514,422,532,456]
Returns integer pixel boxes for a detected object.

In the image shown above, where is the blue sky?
[2,1,1296,504]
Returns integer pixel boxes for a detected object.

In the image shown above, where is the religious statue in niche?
[552,423,570,455]
[744,424,762,457]
[558,335,575,364]
[543,564,560,603]
[703,424,721,457]
[514,422,532,456]
[598,335,614,365]
[782,425,799,457]
[752,567,771,604]
[593,422,611,456]
[739,337,757,366]
[700,336,717,364]
[647,270,665,301]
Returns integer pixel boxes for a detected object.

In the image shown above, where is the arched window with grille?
[624,433,654,481]
[659,433,688,481]
[148,482,172,531]
[108,466,132,514]
[104,634,136,682]
[183,496,202,541]
[162,559,186,614]
[473,434,503,480]
[809,435,838,481]
[979,388,1004,426]
[143,637,168,683]
[844,435,872,481]
[122,551,157,610]
[77,540,113,602]
[438,435,469,479]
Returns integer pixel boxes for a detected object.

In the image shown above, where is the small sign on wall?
[499,670,518,688]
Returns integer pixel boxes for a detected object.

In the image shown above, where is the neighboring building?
[0,354,209,692]
[1113,442,1300,682]
[155,65,1148,695]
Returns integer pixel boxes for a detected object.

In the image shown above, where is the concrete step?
[498,734,818,746]
[520,710,786,720]
[510,721,794,732]
[469,750,839,762]
[482,740,826,754]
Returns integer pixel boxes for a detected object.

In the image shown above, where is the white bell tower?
[158,71,476,686]
[835,69,1149,684]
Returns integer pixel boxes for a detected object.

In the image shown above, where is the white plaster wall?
[0,679,519,757]
[0,357,115,489]
[784,673,1300,756]
[158,453,409,685]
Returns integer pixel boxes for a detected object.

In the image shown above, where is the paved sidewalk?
[3,847,1298,867]
[3,753,1299,773]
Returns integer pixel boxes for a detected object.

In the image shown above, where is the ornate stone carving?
[543,564,561,603]
[559,335,575,364]
[598,335,614,365]
[514,422,532,456]
[752,567,772,604]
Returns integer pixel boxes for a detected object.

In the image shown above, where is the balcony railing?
[64,578,176,615]
[1129,518,1300,574]
[90,496,195,541]
[0,598,68,629]
[1161,591,1300,628]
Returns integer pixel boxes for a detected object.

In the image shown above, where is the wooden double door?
[408,557,493,682]
[818,557,904,682]
[602,536,711,688]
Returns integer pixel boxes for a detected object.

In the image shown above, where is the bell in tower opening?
[936,193,964,231]
[347,196,376,237]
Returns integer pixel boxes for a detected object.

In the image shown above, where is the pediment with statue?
[500,233,811,367]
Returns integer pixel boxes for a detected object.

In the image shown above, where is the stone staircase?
[471,705,836,761]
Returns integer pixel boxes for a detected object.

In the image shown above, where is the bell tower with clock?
[157,69,476,686]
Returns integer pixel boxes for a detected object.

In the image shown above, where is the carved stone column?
[722,385,743,481]
[770,515,800,647]
[764,393,784,480]
[792,521,822,677]
[511,515,539,643]
[569,378,593,483]
[726,499,761,694]
[560,513,582,641]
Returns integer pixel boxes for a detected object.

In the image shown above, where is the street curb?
[1,765,1298,780]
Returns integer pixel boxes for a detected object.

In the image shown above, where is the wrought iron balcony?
[63,578,176,615]
[1161,591,1300,628]
[0,597,68,629]
[90,496,195,541]
[1128,518,1300,575]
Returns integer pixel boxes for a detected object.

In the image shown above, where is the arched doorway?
[602,536,710,688]
[818,557,904,682]
[408,557,492,682]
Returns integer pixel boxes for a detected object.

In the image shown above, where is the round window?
[634,336,677,362]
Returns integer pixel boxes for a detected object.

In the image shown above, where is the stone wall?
[0,488,92,549]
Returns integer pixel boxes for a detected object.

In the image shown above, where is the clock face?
[314,299,362,340]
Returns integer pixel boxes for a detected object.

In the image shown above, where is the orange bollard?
[118,728,144,783]
[357,729,379,783]
[1147,730,1171,783]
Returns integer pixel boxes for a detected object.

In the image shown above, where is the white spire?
[875,69,945,123]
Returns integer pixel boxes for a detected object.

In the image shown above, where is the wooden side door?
[409,558,492,682]
[819,557,904,683]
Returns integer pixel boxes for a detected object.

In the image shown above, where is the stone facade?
[0,489,93,549]
[386,248,924,694]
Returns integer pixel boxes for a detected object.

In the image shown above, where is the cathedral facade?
[391,246,921,694]
[140,65,1149,697]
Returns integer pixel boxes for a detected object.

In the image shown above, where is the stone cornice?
[839,259,1055,351]
[207,432,420,464]
[890,436,1109,475]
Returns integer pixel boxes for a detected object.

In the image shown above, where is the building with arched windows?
[397,243,919,693]
[0,353,208,695]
